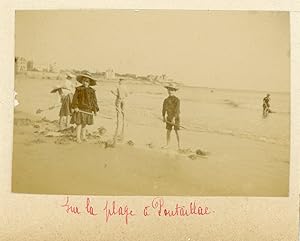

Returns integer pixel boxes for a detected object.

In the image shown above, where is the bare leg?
[76,124,82,143]
[59,116,63,130]
[162,129,171,149]
[113,112,120,145]
[116,107,120,133]
[66,115,70,128]
[175,130,181,150]
[120,102,126,141]
[263,108,268,118]
[81,124,87,141]
[120,112,125,142]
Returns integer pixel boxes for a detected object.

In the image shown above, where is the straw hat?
[76,71,97,86]
[50,85,70,93]
[164,82,179,91]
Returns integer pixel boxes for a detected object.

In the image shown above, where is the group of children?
[51,71,182,148]
[51,70,273,149]
[51,71,99,143]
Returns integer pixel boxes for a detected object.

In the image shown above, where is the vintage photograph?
[13,10,290,196]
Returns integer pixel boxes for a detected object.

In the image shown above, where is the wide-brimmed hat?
[164,82,179,91]
[76,71,97,86]
[50,85,70,93]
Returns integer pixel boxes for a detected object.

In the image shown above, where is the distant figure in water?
[111,78,129,143]
[262,93,271,118]
[162,83,181,150]
[50,85,73,131]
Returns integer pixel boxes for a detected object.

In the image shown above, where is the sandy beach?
[12,73,290,196]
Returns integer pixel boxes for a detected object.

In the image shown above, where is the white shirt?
[116,84,128,100]
[64,78,76,94]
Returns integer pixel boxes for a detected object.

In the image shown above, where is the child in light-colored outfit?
[111,78,128,142]
[50,86,73,130]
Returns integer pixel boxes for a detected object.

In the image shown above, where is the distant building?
[27,60,34,71]
[147,74,161,83]
[35,64,49,72]
[147,74,155,80]
[138,76,148,81]
[49,62,59,73]
[124,73,136,79]
[105,69,115,79]
[15,57,27,73]
[95,71,105,78]
[160,74,167,81]
[157,74,165,82]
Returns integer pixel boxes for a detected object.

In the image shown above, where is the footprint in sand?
[54,137,72,145]
[146,143,155,149]
[178,148,193,155]
[195,149,208,156]
[127,140,135,146]
[45,132,64,137]
[96,140,116,148]
[30,138,46,144]
[97,127,107,136]
[14,118,33,126]
[185,148,209,160]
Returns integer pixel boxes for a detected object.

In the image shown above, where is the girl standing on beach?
[50,85,73,131]
[70,71,99,143]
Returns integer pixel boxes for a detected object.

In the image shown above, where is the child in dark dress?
[71,71,99,143]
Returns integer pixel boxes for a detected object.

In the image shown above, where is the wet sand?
[12,73,289,196]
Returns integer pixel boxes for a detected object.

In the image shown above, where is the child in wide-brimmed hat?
[70,71,99,143]
[50,85,73,130]
[162,83,181,150]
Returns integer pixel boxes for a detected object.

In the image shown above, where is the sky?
[15,10,290,92]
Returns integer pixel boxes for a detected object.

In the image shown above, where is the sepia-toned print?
[13,10,290,196]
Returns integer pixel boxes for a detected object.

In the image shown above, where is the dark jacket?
[71,86,99,113]
[162,95,180,118]
[263,97,270,108]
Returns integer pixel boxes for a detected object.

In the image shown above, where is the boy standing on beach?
[162,83,181,150]
[111,78,128,142]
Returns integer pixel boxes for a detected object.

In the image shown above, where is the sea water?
[15,76,289,147]
[97,83,290,147]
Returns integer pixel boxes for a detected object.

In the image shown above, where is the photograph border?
[1,1,300,240]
